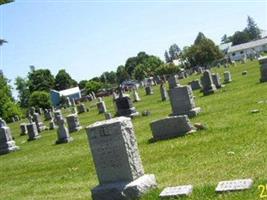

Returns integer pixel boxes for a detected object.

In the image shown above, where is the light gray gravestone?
[224,71,232,83]
[33,112,46,132]
[259,56,267,82]
[145,86,154,95]
[44,109,53,121]
[132,89,141,102]
[97,101,107,114]
[20,123,28,136]
[55,116,73,144]
[215,179,253,193]
[66,114,82,133]
[212,73,223,89]
[26,123,41,141]
[0,118,20,155]
[201,70,217,95]
[150,115,195,140]
[160,84,169,101]
[159,185,193,199]
[49,119,57,130]
[169,85,201,117]
[86,117,157,200]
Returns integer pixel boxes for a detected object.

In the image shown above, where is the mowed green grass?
[1,60,267,200]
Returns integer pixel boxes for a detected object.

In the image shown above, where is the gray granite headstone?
[190,80,202,90]
[160,84,169,101]
[55,117,73,144]
[77,103,87,114]
[97,101,107,114]
[66,114,82,133]
[145,86,153,95]
[168,75,179,89]
[224,71,232,83]
[132,89,141,102]
[212,73,222,89]
[169,85,201,117]
[104,112,112,120]
[159,185,193,199]
[33,112,46,132]
[49,119,57,130]
[259,56,267,82]
[201,70,217,95]
[215,179,253,193]
[150,115,195,140]
[20,123,28,136]
[26,123,41,141]
[44,109,53,121]
[86,117,157,200]
[0,118,20,155]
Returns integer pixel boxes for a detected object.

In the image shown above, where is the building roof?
[228,38,267,53]
[51,87,80,96]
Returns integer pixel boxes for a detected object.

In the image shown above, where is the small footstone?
[215,179,253,193]
[251,109,260,113]
[242,71,248,75]
[159,185,193,199]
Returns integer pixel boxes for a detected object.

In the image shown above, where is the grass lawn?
[1,60,267,200]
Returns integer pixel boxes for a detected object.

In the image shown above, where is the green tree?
[194,32,206,45]
[0,0,14,5]
[78,80,88,89]
[29,91,52,109]
[85,80,103,93]
[15,76,30,108]
[232,31,250,45]
[100,71,117,84]
[0,74,21,122]
[155,63,180,75]
[55,69,77,91]
[133,64,147,81]
[168,44,181,61]
[164,50,171,63]
[116,65,130,84]
[28,68,55,92]
[245,16,261,40]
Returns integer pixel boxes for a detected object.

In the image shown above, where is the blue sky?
[0,0,267,91]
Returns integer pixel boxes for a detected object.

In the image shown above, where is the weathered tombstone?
[54,110,62,123]
[14,115,20,121]
[97,101,107,114]
[160,84,169,101]
[91,91,96,99]
[242,71,248,75]
[29,107,36,116]
[159,185,193,199]
[55,116,73,144]
[20,123,28,136]
[37,107,43,115]
[44,109,53,121]
[0,118,20,155]
[11,117,16,123]
[26,122,41,141]
[112,92,118,101]
[97,97,103,102]
[77,103,87,114]
[33,112,46,132]
[189,80,202,90]
[150,115,195,140]
[168,75,179,89]
[145,86,153,95]
[104,112,112,120]
[132,89,141,102]
[115,89,139,117]
[200,70,217,95]
[66,114,82,133]
[259,56,267,82]
[224,71,232,83]
[212,73,223,89]
[85,117,157,200]
[215,179,253,193]
[49,119,57,130]
[169,85,201,117]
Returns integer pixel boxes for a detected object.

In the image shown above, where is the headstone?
[160,84,169,101]
[259,56,267,82]
[71,106,78,114]
[115,90,139,117]
[85,117,157,200]
[33,113,46,132]
[54,110,62,123]
[189,80,202,90]
[11,117,16,123]
[169,85,201,117]
[37,107,43,115]
[132,89,141,102]
[242,71,248,75]
[26,123,41,141]
[14,115,20,121]
[91,91,96,99]
[77,103,87,114]
[44,109,53,121]
[66,114,82,133]
[212,73,222,89]
[145,86,153,95]
[49,119,57,130]
[150,115,195,140]
[97,97,103,102]
[200,70,217,95]
[159,185,193,199]
[55,116,73,144]
[97,101,107,114]
[168,75,179,89]
[104,112,112,120]
[66,97,71,107]
[29,107,36,116]
[71,98,76,106]
[0,118,20,155]
[215,179,253,193]
[20,123,28,136]
[112,92,118,101]
[224,71,232,83]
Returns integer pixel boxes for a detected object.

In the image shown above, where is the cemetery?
[1,59,267,199]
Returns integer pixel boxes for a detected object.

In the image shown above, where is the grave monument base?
[0,140,20,155]
[170,107,201,118]
[55,137,73,144]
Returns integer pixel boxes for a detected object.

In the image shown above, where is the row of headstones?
[85,117,253,200]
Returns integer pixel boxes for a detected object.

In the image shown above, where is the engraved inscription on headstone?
[159,185,193,198]
[215,179,253,193]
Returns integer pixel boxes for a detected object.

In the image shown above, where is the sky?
[0,0,267,94]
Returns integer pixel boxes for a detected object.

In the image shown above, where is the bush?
[29,91,52,109]
[85,80,103,94]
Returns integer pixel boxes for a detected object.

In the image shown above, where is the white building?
[227,38,267,61]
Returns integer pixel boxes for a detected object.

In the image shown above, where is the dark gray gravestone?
[200,70,217,95]
[26,123,41,141]
[160,84,169,101]
[55,117,73,144]
[259,56,267,82]
[20,123,28,136]
[115,95,139,117]
[86,117,157,200]
[66,114,82,133]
